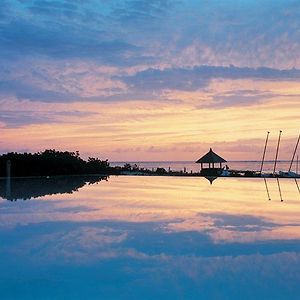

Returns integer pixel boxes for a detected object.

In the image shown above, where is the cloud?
[120,65,300,92]
[205,89,276,108]
[113,0,176,26]
[2,0,300,69]
[2,218,299,261]
[2,1,300,84]
[0,110,97,128]
[0,79,77,102]
[0,78,156,103]
[28,0,79,16]
[2,64,300,105]
[0,20,147,66]
[207,213,278,232]
[0,0,300,151]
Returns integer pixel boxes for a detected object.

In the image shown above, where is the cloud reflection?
[0,176,300,299]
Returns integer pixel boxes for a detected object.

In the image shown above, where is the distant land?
[0,150,298,178]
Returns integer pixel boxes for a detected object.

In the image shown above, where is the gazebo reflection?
[205,176,218,185]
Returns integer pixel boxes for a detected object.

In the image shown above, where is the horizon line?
[111,160,292,163]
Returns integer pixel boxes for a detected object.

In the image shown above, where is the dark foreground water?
[0,176,300,300]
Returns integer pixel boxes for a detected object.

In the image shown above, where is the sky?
[0,0,300,161]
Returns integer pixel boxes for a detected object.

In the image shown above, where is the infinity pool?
[0,176,300,299]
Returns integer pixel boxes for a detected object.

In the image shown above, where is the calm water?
[0,176,300,299]
[111,160,298,173]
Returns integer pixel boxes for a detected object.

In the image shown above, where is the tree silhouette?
[0,150,115,177]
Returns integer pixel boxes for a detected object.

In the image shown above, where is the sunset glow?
[1,1,299,161]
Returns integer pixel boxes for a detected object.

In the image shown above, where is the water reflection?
[263,177,300,202]
[295,178,300,194]
[0,176,300,299]
[0,175,107,201]
[204,175,218,184]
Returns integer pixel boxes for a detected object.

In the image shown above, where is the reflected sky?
[0,176,300,299]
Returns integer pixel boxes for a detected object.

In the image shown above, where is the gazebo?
[195,148,227,176]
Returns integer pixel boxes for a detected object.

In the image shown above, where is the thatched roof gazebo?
[195,148,227,176]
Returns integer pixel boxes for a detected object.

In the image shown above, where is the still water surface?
[0,176,300,299]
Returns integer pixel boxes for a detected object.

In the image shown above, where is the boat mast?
[273,130,282,175]
[260,131,270,174]
[288,133,300,173]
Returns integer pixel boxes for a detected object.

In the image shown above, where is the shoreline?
[1,171,299,180]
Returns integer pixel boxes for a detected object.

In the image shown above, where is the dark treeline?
[119,163,198,176]
[0,149,199,178]
[0,149,118,177]
[122,163,168,174]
